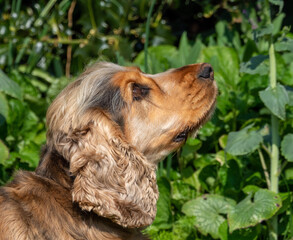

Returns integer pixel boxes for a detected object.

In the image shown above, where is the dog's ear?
[56,109,158,228]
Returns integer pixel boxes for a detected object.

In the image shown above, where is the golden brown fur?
[0,62,217,240]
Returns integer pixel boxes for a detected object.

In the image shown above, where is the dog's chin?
[148,151,171,164]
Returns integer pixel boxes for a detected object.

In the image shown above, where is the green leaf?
[152,177,172,229]
[172,216,196,240]
[171,180,196,206]
[182,194,236,239]
[253,24,273,39]
[240,55,269,75]
[178,32,190,66]
[281,134,293,162]
[0,140,9,164]
[19,141,40,168]
[0,93,9,119]
[272,13,285,35]
[0,69,22,99]
[242,185,260,195]
[226,125,263,156]
[259,83,289,120]
[186,39,202,65]
[219,159,241,192]
[134,45,177,72]
[275,39,293,52]
[228,189,282,232]
[219,221,259,240]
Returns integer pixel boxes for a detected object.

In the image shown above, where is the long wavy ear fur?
[53,109,158,228]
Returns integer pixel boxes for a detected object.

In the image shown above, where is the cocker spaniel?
[0,62,217,240]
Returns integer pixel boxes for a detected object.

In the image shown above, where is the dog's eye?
[173,130,188,142]
[132,83,150,101]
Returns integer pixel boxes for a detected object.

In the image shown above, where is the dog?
[0,62,217,240]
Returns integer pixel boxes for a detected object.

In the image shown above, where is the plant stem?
[258,148,271,189]
[269,39,280,240]
[87,0,97,30]
[66,0,77,78]
[144,0,156,73]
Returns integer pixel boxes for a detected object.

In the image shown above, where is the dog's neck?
[35,145,73,189]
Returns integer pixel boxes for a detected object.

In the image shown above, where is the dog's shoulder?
[0,171,76,239]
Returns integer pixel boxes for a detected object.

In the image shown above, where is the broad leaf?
[259,83,289,120]
[240,55,269,75]
[0,69,22,99]
[281,134,293,162]
[182,194,236,239]
[228,189,282,232]
[275,39,293,52]
[226,125,263,156]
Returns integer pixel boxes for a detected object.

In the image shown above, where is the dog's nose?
[198,63,214,80]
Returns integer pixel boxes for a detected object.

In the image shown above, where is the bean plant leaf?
[240,55,269,75]
[281,134,293,162]
[0,140,9,164]
[228,189,282,232]
[0,69,22,99]
[226,125,263,156]
[275,39,293,52]
[182,194,236,239]
[259,83,289,120]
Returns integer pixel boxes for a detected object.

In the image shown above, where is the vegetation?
[0,0,292,239]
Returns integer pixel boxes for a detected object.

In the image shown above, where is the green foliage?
[182,195,236,238]
[228,189,282,232]
[281,134,293,162]
[226,125,263,156]
[259,84,289,120]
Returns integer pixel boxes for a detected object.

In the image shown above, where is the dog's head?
[45,62,217,228]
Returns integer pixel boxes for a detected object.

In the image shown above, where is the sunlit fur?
[0,62,217,240]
